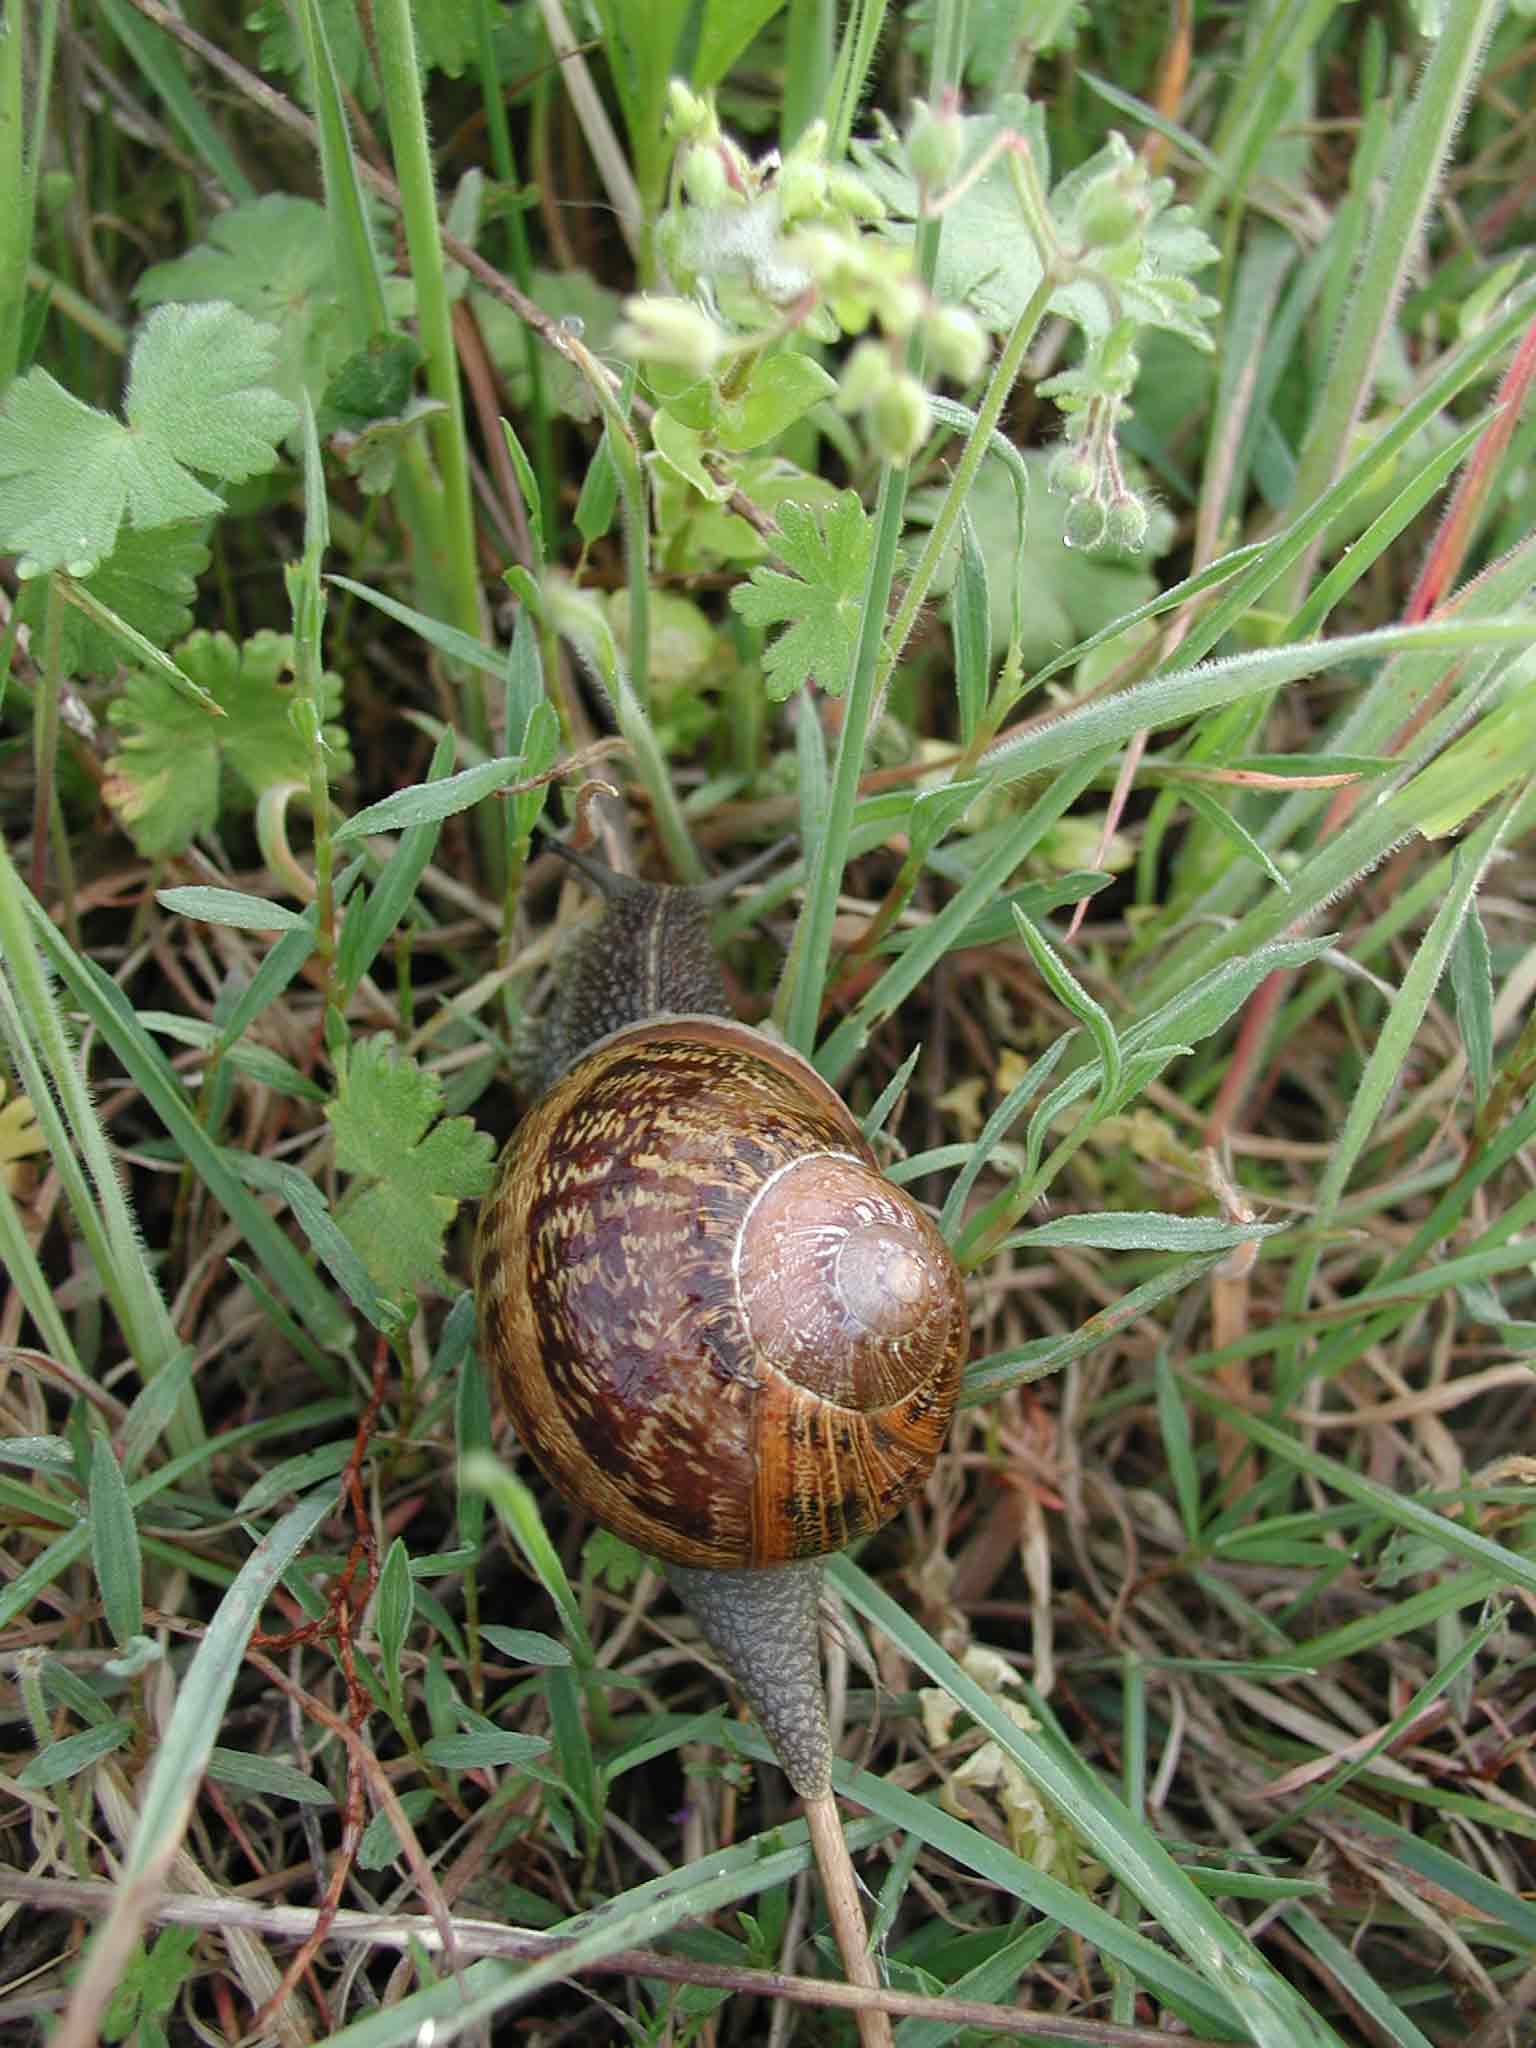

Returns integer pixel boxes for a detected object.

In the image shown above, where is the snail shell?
[475,1014,968,1569]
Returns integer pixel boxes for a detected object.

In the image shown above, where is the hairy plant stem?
[0,840,204,1454]
[777,460,909,1053]
[879,269,1057,694]
[588,368,652,729]
[1273,0,1501,612]
[777,0,981,1054]
[371,0,501,888]
[824,0,891,162]
[470,0,555,526]
[0,0,59,387]
[371,0,484,661]
[291,409,338,1004]
[29,576,64,906]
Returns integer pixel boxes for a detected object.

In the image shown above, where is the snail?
[474,845,967,2040]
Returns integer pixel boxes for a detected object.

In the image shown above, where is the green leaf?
[460,1454,592,1658]
[649,407,728,500]
[0,365,220,577]
[377,1536,414,1689]
[235,1153,391,1331]
[422,1730,551,1768]
[1179,784,1290,888]
[206,1747,335,1806]
[358,1786,438,1869]
[43,1661,117,1727]
[120,302,295,481]
[500,418,544,565]
[1403,674,1536,839]
[19,1718,133,1787]
[89,1437,142,1647]
[326,1037,496,1295]
[0,1436,74,1473]
[118,1346,198,1477]
[573,421,621,544]
[952,506,991,746]
[116,1489,336,1891]
[730,490,875,698]
[333,753,531,844]
[714,352,837,452]
[134,195,361,415]
[156,887,308,933]
[327,574,507,681]
[333,396,447,496]
[321,332,425,432]
[479,1627,573,1668]
[1450,898,1494,1108]
[13,526,209,679]
[105,628,351,857]
[693,0,788,87]
[1012,908,1122,1107]
[853,99,1052,334]
[336,729,458,1000]
[1156,1352,1201,1546]
[1016,1213,1287,1252]
[248,0,475,94]
[236,1440,355,1517]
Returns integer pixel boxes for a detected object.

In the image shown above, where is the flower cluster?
[1036,134,1218,548]
[614,84,989,465]
[1041,322,1149,551]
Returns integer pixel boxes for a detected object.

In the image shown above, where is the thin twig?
[0,1871,1237,2046]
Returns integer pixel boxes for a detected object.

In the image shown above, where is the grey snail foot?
[661,1558,832,1800]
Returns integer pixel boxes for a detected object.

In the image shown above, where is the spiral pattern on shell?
[475,1018,968,1568]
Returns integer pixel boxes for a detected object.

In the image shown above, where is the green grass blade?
[1277,0,1502,607]
[22,894,352,1350]
[0,838,203,1450]
[830,1558,1349,2048]
[1182,1385,1536,1603]
[94,0,256,202]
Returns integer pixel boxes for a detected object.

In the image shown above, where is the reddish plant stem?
[1204,310,1536,1151]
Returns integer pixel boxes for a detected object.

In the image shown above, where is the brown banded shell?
[475,1018,968,1568]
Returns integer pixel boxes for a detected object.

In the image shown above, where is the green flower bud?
[1063,495,1108,551]
[1041,815,1134,873]
[1104,493,1149,551]
[826,167,885,221]
[789,224,854,285]
[778,154,827,223]
[869,373,932,464]
[870,271,925,337]
[667,80,714,141]
[614,295,725,377]
[1048,448,1096,498]
[924,305,988,385]
[906,97,963,188]
[836,339,893,413]
[682,143,730,210]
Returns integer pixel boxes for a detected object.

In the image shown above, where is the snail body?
[474,850,967,1805]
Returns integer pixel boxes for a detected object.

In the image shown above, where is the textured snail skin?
[522,866,730,1096]
[475,1016,968,1569]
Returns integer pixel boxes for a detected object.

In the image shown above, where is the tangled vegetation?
[2,2,1535,2043]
